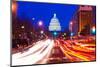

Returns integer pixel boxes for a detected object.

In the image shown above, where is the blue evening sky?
[17,1,79,31]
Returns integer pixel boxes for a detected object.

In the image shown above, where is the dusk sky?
[16,1,79,31]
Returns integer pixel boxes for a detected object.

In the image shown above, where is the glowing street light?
[70,21,73,25]
[21,25,24,29]
[19,34,21,37]
[38,21,43,26]
[53,31,57,36]
[40,30,44,34]
[70,32,74,36]
[92,26,96,34]
[32,17,35,21]
[12,1,17,14]
[30,32,33,34]
[69,21,73,40]
[69,21,73,32]
[64,33,66,36]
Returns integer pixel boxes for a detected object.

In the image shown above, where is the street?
[12,36,96,66]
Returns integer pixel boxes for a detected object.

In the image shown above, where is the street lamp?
[40,30,44,34]
[69,21,73,40]
[12,1,17,14]
[21,25,24,29]
[32,17,35,21]
[64,33,66,36]
[70,32,74,36]
[53,31,57,37]
[69,21,73,31]
[92,26,96,34]
[70,22,73,25]
[38,21,43,26]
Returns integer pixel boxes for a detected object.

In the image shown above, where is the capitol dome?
[49,13,61,31]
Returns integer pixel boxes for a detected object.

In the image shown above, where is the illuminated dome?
[49,13,61,31]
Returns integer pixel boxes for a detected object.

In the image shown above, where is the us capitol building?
[49,13,61,31]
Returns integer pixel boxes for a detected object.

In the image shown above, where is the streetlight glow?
[21,25,24,29]
[53,31,57,36]
[70,32,74,36]
[92,26,96,34]
[69,21,73,31]
[32,17,35,20]
[12,1,17,14]
[70,21,73,25]
[40,30,44,34]
[38,21,43,26]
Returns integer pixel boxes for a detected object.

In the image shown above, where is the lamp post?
[32,17,35,25]
[38,20,43,32]
[53,31,57,39]
[69,21,73,40]
[21,25,25,39]
[38,21,44,39]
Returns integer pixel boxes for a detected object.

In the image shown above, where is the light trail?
[12,39,54,66]
[55,39,74,61]
[60,42,90,61]
[57,39,95,62]
[12,37,96,65]
[61,44,89,61]
[73,42,95,52]
[12,40,47,58]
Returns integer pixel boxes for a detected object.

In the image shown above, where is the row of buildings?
[70,5,96,36]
